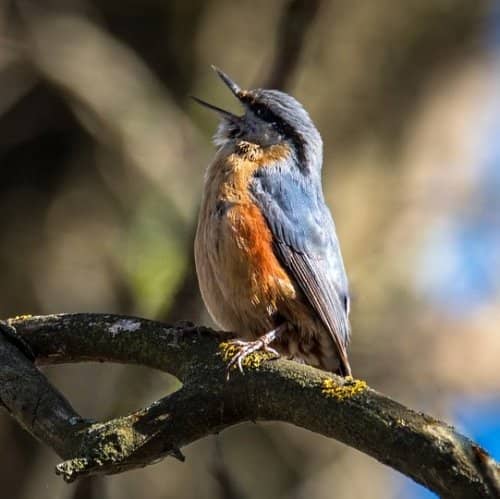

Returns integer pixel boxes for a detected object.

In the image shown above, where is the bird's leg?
[226,323,287,376]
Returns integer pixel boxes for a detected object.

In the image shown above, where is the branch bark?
[0,313,498,498]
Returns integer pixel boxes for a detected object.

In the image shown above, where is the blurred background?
[0,0,499,498]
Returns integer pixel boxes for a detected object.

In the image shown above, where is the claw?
[224,324,286,379]
[229,340,248,347]
[264,346,280,357]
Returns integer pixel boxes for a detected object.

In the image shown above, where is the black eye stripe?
[250,103,305,158]
[252,104,283,127]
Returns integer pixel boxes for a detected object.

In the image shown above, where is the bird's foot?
[224,325,286,378]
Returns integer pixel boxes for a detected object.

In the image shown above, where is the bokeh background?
[0,0,499,498]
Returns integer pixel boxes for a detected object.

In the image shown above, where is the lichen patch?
[321,376,367,401]
[109,319,141,336]
[219,341,275,371]
[9,314,33,322]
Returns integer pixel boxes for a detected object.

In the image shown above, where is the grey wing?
[251,170,351,375]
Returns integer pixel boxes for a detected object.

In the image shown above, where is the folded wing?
[251,168,351,375]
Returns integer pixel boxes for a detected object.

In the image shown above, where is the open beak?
[190,65,243,119]
[211,65,242,98]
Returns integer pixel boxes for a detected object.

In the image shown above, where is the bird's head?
[192,66,323,172]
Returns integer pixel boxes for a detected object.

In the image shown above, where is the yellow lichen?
[219,341,275,371]
[321,376,367,401]
[9,314,32,322]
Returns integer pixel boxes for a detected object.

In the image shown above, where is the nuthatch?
[193,66,351,376]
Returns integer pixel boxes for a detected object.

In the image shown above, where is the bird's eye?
[271,121,283,134]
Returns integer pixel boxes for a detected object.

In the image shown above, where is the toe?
[265,346,280,358]
[237,354,245,373]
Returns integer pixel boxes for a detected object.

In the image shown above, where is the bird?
[193,66,352,377]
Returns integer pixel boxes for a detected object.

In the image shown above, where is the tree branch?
[0,313,498,498]
[263,0,323,89]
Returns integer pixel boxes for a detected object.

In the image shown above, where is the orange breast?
[223,143,296,308]
[195,140,296,330]
[228,200,291,304]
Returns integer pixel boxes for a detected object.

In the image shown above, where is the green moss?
[65,457,88,471]
[321,376,367,401]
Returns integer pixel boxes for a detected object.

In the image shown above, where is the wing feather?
[251,169,351,375]
[276,243,351,375]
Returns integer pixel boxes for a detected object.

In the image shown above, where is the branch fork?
[0,313,498,498]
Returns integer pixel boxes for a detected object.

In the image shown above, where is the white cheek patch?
[213,120,233,147]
